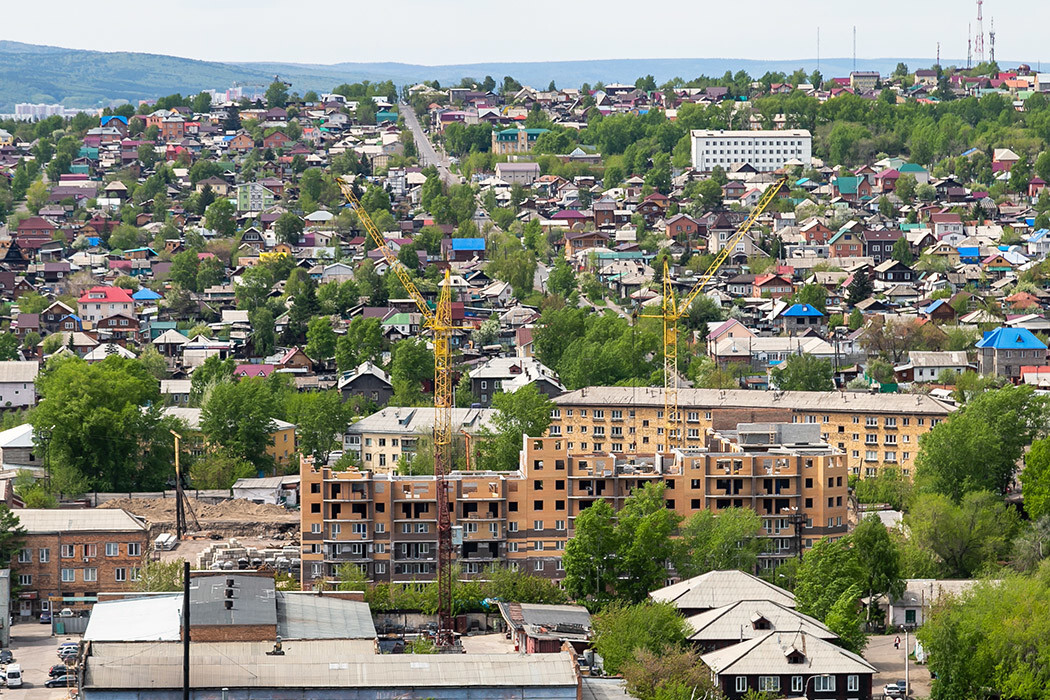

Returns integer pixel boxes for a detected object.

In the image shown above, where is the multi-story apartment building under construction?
[548,387,954,478]
[300,422,848,588]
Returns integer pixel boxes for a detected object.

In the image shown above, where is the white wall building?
[690,129,812,172]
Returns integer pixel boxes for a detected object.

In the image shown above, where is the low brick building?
[11,509,148,620]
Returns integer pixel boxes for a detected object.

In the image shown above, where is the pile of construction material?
[196,538,301,578]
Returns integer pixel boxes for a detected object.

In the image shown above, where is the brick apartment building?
[11,509,149,620]
[548,387,954,478]
[300,422,848,588]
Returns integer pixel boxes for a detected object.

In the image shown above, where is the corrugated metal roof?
[701,630,876,675]
[686,600,835,643]
[276,593,376,640]
[650,570,795,611]
[84,645,577,689]
[16,508,146,534]
[348,407,499,436]
[0,361,38,383]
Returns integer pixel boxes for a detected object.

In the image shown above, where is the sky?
[7,0,1049,66]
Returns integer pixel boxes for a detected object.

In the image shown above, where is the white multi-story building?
[690,129,812,172]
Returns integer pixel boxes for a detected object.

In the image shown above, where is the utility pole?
[182,561,190,700]
[172,430,185,540]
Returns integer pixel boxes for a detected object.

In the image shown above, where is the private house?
[338,361,393,406]
[77,286,134,325]
[491,128,549,155]
[495,162,541,185]
[873,260,915,284]
[650,570,795,617]
[469,356,565,407]
[701,631,877,700]
[894,351,974,383]
[686,600,836,652]
[863,230,902,264]
[752,274,794,299]
[976,326,1048,381]
[664,213,701,240]
[236,182,276,212]
[828,228,865,258]
[0,361,39,409]
[778,304,825,334]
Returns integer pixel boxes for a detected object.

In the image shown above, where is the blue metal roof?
[783,303,824,317]
[976,327,1047,350]
[921,299,947,314]
[451,238,486,251]
[132,288,163,301]
[957,246,979,256]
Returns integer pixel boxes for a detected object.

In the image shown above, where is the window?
[534,561,544,572]
[508,542,519,552]
[415,523,429,533]
[814,675,836,692]
[508,522,519,532]
[18,574,31,586]
[39,548,49,563]
[17,548,30,563]
[61,544,75,559]
[84,568,98,582]
[115,568,127,582]
[534,520,544,531]
[792,676,804,693]
[106,542,119,556]
[61,568,75,582]
[311,523,321,534]
[555,520,566,531]
[848,675,859,692]
[735,677,747,693]
[127,543,141,557]
[758,677,780,692]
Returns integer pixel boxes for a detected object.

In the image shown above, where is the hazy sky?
[8,0,1048,65]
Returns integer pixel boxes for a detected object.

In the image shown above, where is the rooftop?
[650,570,795,611]
[15,508,146,534]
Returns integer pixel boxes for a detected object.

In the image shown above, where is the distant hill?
[0,41,996,112]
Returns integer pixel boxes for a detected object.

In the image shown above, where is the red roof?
[235,364,273,378]
[78,286,134,304]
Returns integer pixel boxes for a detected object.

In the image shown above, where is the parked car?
[885,681,907,698]
[49,664,70,678]
[45,675,75,688]
[40,611,52,624]
[0,648,13,663]
[5,664,22,688]
[895,679,909,697]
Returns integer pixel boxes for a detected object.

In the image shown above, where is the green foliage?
[0,505,27,566]
[795,536,864,622]
[847,271,873,305]
[304,316,336,362]
[915,385,1050,501]
[200,377,280,471]
[478,384,553,471]
[674,507,766,579]
[621,646,718,700]
[335,317,385,372]
[285,390,349,463]
[31,355,174,493]
[770,353,833,391]
[788,283,828,314]
[891,236,914,264]
[205,197,236,237]
[1022,437,1050,520]
[388,337,433,406]
[133,559,185,592]
[274,211,304,245]
[905,491,1020,578]
[592,601,690,674]
[188,448,256,489]
[853,515,905,622]
[851,467,912,510]
[824,585,868,654]
[190,355,234,406]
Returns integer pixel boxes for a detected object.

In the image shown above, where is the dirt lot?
[866,633,932,698]
[99,497,299,540]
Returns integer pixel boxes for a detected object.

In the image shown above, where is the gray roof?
[686,600,836,644]
[906,351,971,368]
[556,386,955,416]
[84,644,577,689]
[650,570,795,611]
[348,406,499,436]
[518,603,592,629]
[15,508,146,534]
[701,630,876,676]
[160,379,192,394]
[191,573,276,627]
[0,361,38,383]
[276,593,377,640]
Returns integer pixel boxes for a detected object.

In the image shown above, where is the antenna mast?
[967,24,972,69]
[817,27,820,77]
[975,0,985,64]
[989,18,996,65]
[852,26,857,72]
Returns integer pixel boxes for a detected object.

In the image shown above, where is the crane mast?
[644,176,789,448]
[337,178,456,646]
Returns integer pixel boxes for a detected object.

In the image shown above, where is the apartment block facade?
[11,509,148,619]
[300,422,848,588]
[548,387,954,478]
[690,129,812,172]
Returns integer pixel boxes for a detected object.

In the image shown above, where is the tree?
[614,482,683,603]
[771,353,834,391]
[546,256,577,298]
[205,197,236,237]
[478,384,553,470]
[674,508,766,579]
[905,491,1020,578]
[895,173,917,202]
[200,377,279,470]
[304,316,336,362]
[335,317,385,372]
[691,179,723,211]
[25,179,49,213]
[169,249,201,291]
[0,332,20,361]
[853,515,904,624]
[190,355,234,405]
[824,585,868,654]
[915,385,1050,501]
[388,338,433,406]
[846,271,873,305]
[285,390,348,463]
[878,195,895,218]
[31,356,173,492]
[592,602,689,675]
[109,224,141,251]
[621,646,719,700]
[789,283,828,314]
[274,211,304,245]
[250,308,276,356]
[265,80,289,108]
[138,346,168,380]
[189,448,255,489]
[134,559,185,592]
[1021,436,1050,519]
[0,505,26,566]
[891,236,914,264]
[795,536,863,622]
[563,499,620,603]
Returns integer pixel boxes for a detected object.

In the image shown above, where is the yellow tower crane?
[642,176,789,448]
[336,177,456,646]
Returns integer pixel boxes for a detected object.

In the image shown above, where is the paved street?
[866,633,931,698]
[401,104,458,187]
[5,621,77,699]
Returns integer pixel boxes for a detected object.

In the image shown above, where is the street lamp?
[803,673,832,698]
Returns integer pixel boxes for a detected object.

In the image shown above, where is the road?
[866,633,931,699]
[401,104,459,187]
[5,621,75,700]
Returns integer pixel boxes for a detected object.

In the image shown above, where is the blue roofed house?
[132,287,163,303]
[447,237,486,262]
[1027,229,1050,258]
[778,303,826,334]
[957,246,981,265]
[976,327,1048,380]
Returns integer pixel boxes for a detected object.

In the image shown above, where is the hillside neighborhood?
[1,57,1050,700]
